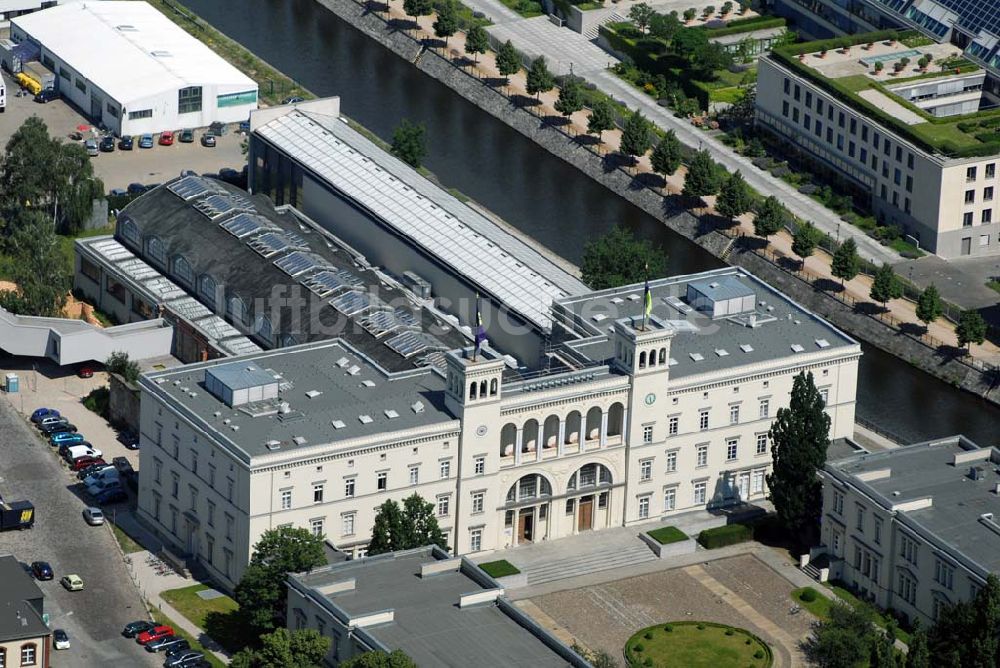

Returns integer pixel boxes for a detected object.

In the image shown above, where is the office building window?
[178,86,203,114]
[440,460,451,479]
[804,114,811,131]
[905,175,913,192]
[311,517,324,537]
[225,514,234,541]
[907,152,914,169]
[638,495,650,519]
[848,141,855,158]
[805,91,812,107]
[849,118,856,134]
[815,120,823,138]
[342,513,355,536]
[833,491,844,514]
[729,405,740,425]
[883,139,890,156]
[752,469,764,494]
[817,99,824,115]
[826,127,833,144]
[664,487,676,511]
[838,111,845,128]
[967,166,977,182]
[985,186,994,201]
[900,535,919,565]
[983,209,992,224]
[966,190,976,204]
[668,416,679,436]
[171,474,179,499]
[377,471,387,490]
[934,559,954,589]
[759,398,770,418]
[693,481,707,505]
[472,492,484,514]
[793,84,800,101]
[898,573,916,605]
[726,439,738,461]
[640,459,653,481]
[280,489,291,510]
[207,501,215,527]
[756,433,767,455]
[963,212,974,227]
[437,495,450,517]
[782,100,789,117]
[642,425,653,443]
[474,456,485,475]
[409,466,419,486]
[313,483,324,503]
[860,147,868,164]
[856,504,865,531]
[470,528,482,552]
[874,517,882,544]
[696,445,708,468]
[699,409,709,431]
[665,451,677,473]
[792,107,799,123]
[783,78,789,94]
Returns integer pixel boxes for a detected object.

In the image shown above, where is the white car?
[82,506,104,525]
[66,445,102,461]
[83,469,118,487]
[53,629,70,650]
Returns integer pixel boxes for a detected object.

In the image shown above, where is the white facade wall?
[756,56,1000,259]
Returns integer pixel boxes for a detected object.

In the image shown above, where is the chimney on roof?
[279,402,291,414]
[970,466,985,481]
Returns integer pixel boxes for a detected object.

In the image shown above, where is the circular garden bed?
[624,621,773,667]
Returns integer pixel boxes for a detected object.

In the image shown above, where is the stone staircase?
[584,11,626,41]
[801,561,822,581]
[519,539,656,586]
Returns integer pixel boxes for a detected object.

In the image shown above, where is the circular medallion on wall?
[476,425,488,436]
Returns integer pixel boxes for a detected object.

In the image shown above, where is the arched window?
[20,643,36,667]
[505,474,552,503]
[567,463,613,491]
[469,382,478,400]
[648,352,656,367]
[659,348,667,365]
[479,380,488,398]
[146,236,166,268]
[119,217,141,248]
[490,379,498,396]
[500,423,517,457]
[607,402,625,437]
[227,296,247,325]
[254,314,273,343]
[638,351,647,368]
[198,274,219,310]
[172,255,193,287]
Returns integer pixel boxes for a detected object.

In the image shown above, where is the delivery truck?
[0,496,34,530]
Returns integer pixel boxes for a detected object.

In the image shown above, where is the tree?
[791,221,820,260]
[339,650,418,668]
[495,40,520,84]
[830,238,860,286]
[587,99,616,142]
[928,575,1000,666]
[906,621,930,668]
[628,2,655,33]
[691,41,732,77]
[390,119,427,168]
[403,0,432,23]
[803,603,875,668]
[619,111,652,164]
[432,0,458,46]
[715,170,753,223]
[956,309,987,350]
[682,150,720,200]
[367,494,448,555]
[649,11,681,42]
[230,628,331,668]
[869,263,902,308]
[105,351,141,384]
[233,527,326,636]
[0,210,70,317]
[554,77,584,118]
[650,130,682,187]
[915,284,943,327]
[464,24,489,63]
[580,226,667,290]
[765,371,830,536]
[753,195,785,242]
[525,56,554,100]
[673,27,709,57]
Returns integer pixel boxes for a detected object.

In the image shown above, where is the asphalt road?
[0,399,158,667]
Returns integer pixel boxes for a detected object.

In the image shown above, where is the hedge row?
[697,523,753,549]
[701,16,786,38]
[774,29,904,57]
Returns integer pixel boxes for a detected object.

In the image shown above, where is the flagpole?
[642,263,650,332]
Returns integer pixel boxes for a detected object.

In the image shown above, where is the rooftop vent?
[150,50,172,58]
[384,409,399,419]
[689,352,704,362]
[305,390,323,399]
[361,380,376,388]
[740,344,754,353]
[715,349,729,357]
[347,365,361,376]
[970,466,985,481]
[336,357,350,368]
[265,440,281,451]
[359,415,373,424]
[116,24,138,31]
[411,401,425,414]
[592,314,607,322]
[332,420,346,429]
[292,436,307,445]
[816,338,830,348]
[790,344,805,353]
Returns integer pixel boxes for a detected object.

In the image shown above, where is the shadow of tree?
[629,171,663,192]
[601,152,633,174]
[204,610,251,655]
[898,322,926,337]
[573,134,602,148]
[363,0,389,13]
[853,301,883,316]
[813,278,843,294]
[386,17,414,31]
[777,256,803,273]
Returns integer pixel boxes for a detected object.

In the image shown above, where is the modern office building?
[0,555,51,668]
[248,99,587,367]
[135,265,860,591]
[818,435,1000,627]
[285,545,588,667]
[757,33,1000,258]
[10,1,257,135]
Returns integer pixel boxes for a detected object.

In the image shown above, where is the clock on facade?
[644,393,656,406]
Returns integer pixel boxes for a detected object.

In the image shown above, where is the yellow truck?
[15,72,41,96]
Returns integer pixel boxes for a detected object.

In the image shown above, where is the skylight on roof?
[384,409,399,419]
[690,352,704,361]
[305,390,322,399]
[816,338,830,348]
[790,344,805,353]
[740,344,754,353]
[715,349,729,357]
[332,420,346,429]
[411,401,425,413]
[335,357,349,368]
[359,414,373,424]
[362,380,376,388]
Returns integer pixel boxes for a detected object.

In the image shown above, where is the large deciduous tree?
[403,0,432,24]
[681,149,720,201]
[554,77,584,118]
[928,575,1000,666]
[580,226,667,290]
[230,628,331,668]
[390,119,427,168]
[464,25,489,63]
[339,650,418,668]
[525,56,555,101]
[495,40,521,84]
[367,494,448,555]
[791,221,820,261]
[650,130,682,188]
[956,309,987,350]
[753,195,785,243]
[766,371,830,537]
[628,3,655,33]
[587,99,616,143]
[869,263,902,308]
[432,0,458,45]
[715,170,753,224]
[915,284,942,328]
[802,603,875,668]
[619,111,653,164]
[830,238,860,286]
[0,210,70,317]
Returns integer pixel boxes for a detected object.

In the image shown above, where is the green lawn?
[161,584,239,631]
[791,586,911,645]
[150,609,226,668]
[496,0,543,17]
[110,522,144,554]
[987,280,1000,295]
[626,622,772,667]
[479,560,521,578]
[647,526,688,545]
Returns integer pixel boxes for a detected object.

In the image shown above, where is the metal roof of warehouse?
[253,110,588,331]
[12,1,256,104]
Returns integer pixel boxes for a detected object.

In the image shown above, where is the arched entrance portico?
[504,473,553,546]
[566,463,614,533]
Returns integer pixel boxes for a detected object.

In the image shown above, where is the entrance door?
[517,509,534,544]
[961,237,972,255]
[578,495,594,531]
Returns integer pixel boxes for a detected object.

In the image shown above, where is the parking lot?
[1,70,246,191]
[0,394,158,667]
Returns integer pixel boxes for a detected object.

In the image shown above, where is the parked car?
[136,625,174,645]
[58,441,93,457]
[119,135,134,150]
[94,488,127,505]
[179,128,194,143]
[82,507,104,525]
[208,121,227,136]
[71,456,106,472]
[120,430,140,450]
[52,629,70,650]
[282,96,304,104]
[127,182,147,196]
[158,131,174,146]
[34,88,58,104]
[77,365,94,378]
[38,415,68,429]
[113,456,135,476]
[84,139,98,157]
[51,432,85,447]
[146,636,188,654]
[41,421,77,435]
[60,574,84,591]
[139,134,154,149]
[63,444,101,461]
[30,408,59,423]
[164,650,205,668]
[77,462,113,480]
[83,467,117,486]
[200,133,216,147]
[86,479,121,498]
[30,561,53,580]
[99,136,115,153]
[122,620,156,638]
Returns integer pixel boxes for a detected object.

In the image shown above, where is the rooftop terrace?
[770,30,1000,158]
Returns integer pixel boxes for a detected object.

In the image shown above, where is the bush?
[697,523,753,549]
[644,631,653,640]
[745,638,752,645]
[634,643,644,652]
[725,628,735,636]
[664,625,673,632]
[754,650,764,659]
[644,659,653,667]
[82,386,110,419]
[799,587,819,603]
[647,526,689,544]
[697,623,706,630]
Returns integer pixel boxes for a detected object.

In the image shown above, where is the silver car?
[82,506,104,525]
[84,138,98,157]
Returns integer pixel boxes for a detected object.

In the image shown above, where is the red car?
[136,625,174,645]
[158,131,174,146]
[72,456,106,472]
[77,366,94,379]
